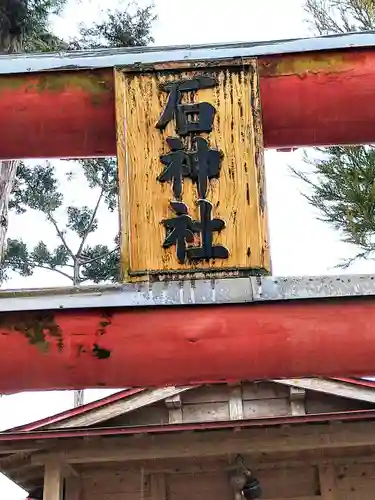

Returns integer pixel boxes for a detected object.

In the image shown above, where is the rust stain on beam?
[0,69,115,160]
[259,49,375,149]
[258,50,364,77]
[0,311,63,353]
[0,309,112,359]
[0,70,111,95]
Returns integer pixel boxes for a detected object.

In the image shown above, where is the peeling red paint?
[1,298,375,391]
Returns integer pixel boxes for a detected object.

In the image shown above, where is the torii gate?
[1,31,375,393]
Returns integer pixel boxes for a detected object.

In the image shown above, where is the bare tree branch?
[304,0,375,34]
[33,264,73,281]
[47,212,75,260]
[81,246,119,266]
[76,171,109,258]
[336,250,375,269]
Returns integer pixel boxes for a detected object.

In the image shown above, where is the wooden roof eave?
[4,411,375,492]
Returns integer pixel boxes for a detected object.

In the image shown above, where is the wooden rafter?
[45,387,194,429]
[274,379,375,404]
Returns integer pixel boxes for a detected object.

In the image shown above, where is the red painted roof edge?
[8,388,145,432]
[332,377,375,388]
[9,378,375,434]
[2,407,375,443]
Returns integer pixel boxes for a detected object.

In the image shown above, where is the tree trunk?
[0,0,28,272]
[72,259,84,407]
[0,160,19,263]
[74,390,84,407]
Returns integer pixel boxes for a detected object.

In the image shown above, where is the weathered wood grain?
[115,62,270,281]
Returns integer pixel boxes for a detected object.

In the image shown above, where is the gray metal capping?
[0,31,374,75]
[1,274,375,312]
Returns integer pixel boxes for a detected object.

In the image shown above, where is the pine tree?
[3,159,121,284]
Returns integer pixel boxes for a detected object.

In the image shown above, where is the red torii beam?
[1,276,375,393]
[1,32,375,392]
[0,32,374,160]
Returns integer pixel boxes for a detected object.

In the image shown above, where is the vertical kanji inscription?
[156,75,229,264]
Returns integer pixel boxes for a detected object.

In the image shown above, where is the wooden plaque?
[115,60,270,281]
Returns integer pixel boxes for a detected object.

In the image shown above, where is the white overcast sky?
[1,0,373,497]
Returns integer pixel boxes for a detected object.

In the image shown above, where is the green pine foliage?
[73,4,155,49]
[23,0,69,52]
[292,146,375,267]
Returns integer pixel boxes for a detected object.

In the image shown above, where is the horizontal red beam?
[0,49,375,160]
[0,297,373,392]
